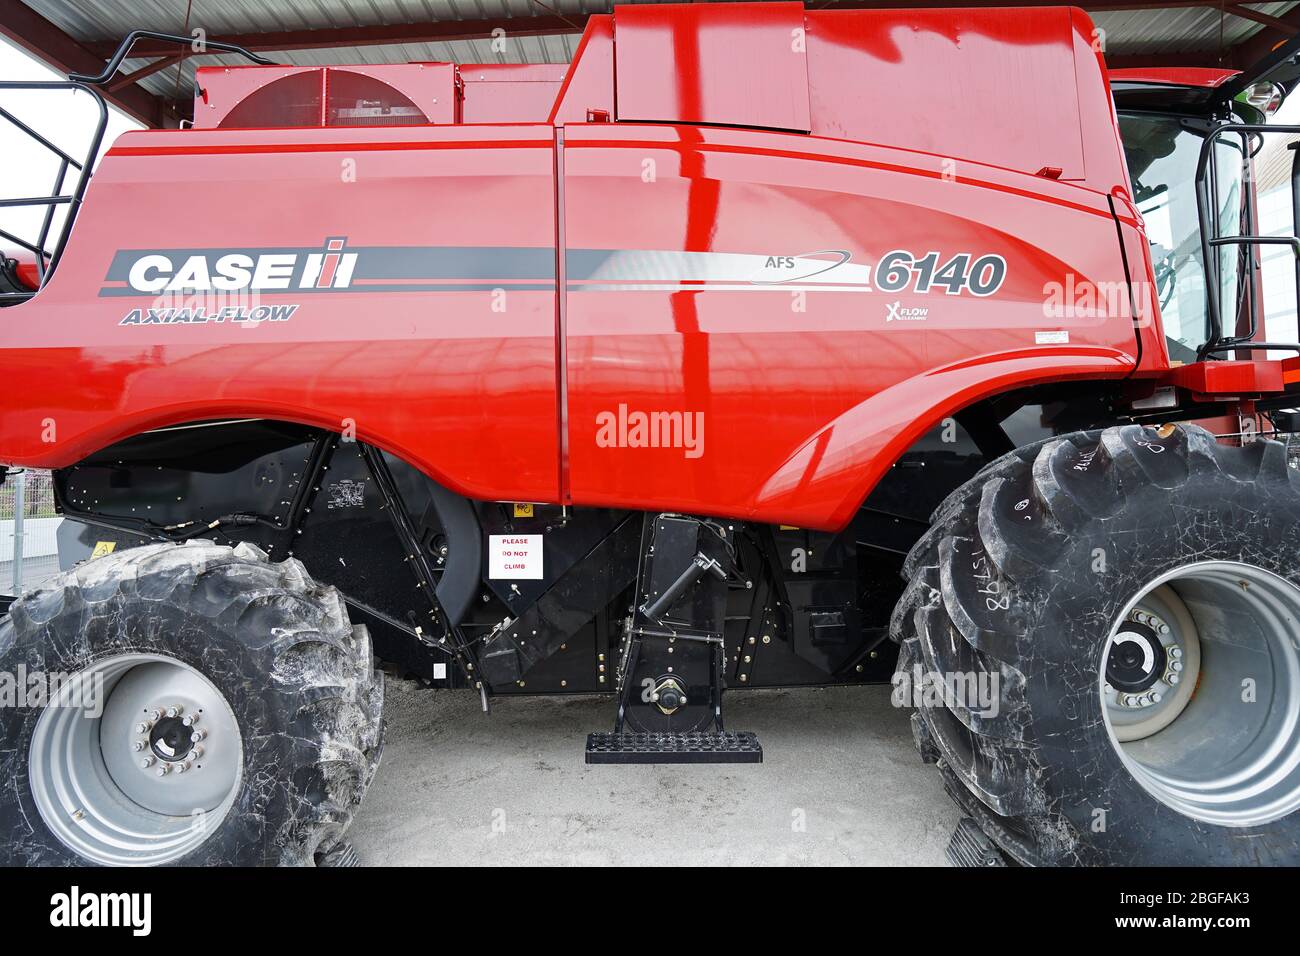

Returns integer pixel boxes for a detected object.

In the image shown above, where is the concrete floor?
[348,681,960,866]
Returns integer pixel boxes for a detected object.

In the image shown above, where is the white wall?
[0,516,62,560]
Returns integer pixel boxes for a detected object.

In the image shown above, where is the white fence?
[1,470,63,594]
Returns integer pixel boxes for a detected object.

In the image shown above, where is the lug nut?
[1150,692,1162,704]
[148,709,161,722]
[182,714,198,727]
[191,729,207,742]
[1168,673,1180,685]
[175,761,189,773]
[156,764,171,776]
[191,746,204,760]
[166,705,182,718]
[132,741,145,752]
[1158,624,1170,635]
[140,756,155,768]
[135,722,150,734]
[1170,661,1183,672]
[1170,647,1182,660]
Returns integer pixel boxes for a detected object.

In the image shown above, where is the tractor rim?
[29,652,243,865]
[1101,561,1300,828]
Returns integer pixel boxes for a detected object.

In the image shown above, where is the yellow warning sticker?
[513,503,535,518]
[91,541,117,559]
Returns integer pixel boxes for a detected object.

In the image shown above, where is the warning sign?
[489,534,543,579]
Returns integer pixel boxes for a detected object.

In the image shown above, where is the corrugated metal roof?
[1094,3,1298,56]
[17,0,1300,100]
[27,0,594,98]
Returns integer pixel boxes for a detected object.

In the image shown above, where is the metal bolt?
[1170,661,1183,672]
[743,655,751,663]
[1150,692,1162,704]
[1158,624,1170,635]
[175,762,188,773]
[762,635,771,645]
[680,696,688,705]
[748,637,756,645]
[135,722,150,734]
[166,705,183,718]
[1170,647,1182,660]
[148,709,161,722]
[856,664,864,672]
[191,746,205,759]
[156,765,170,776]
[739,674,748,682]
[132,740,145,752]
[182,714,199,727]
[1168,673,1180,685]
[140,756,155,768]
[191,729,207,742]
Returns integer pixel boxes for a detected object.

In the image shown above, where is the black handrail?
[0,80,108,301]
[67,30,276,86]
[1193,122,1300,360]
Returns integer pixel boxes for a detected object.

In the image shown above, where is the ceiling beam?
[1226,3,1300,66]
[1224,4,1299,36]
[0,0,174,126]
[106,55,183,93]
[88,15,592,58]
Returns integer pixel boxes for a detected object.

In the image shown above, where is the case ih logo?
[111,238,358,294]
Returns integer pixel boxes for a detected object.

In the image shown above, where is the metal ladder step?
[585,731,763,764]
[945,818,1007,868]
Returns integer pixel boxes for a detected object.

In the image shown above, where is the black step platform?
[946,818,1007,868]
[585,731,763,764]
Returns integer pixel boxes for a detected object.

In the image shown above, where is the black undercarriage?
[43,392,1150,741]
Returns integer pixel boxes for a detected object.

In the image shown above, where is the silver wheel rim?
[1101,561,1300,827]
[28,653,243,865]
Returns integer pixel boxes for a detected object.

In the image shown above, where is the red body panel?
[2,125,561,503]
[2,3,1249,532]
[460,64,568,124]
[614,2,811,132]
[561,122,1138,527]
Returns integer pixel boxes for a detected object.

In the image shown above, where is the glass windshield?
[1118,113,1246,362]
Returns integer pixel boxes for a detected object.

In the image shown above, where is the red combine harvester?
[3,3,1300,867]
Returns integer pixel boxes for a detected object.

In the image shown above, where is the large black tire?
[892,422,1300,865]
[0,541,383,866]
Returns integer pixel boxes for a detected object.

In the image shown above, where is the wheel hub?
[1106,621,1167,693]
[1102,589,1198,736]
